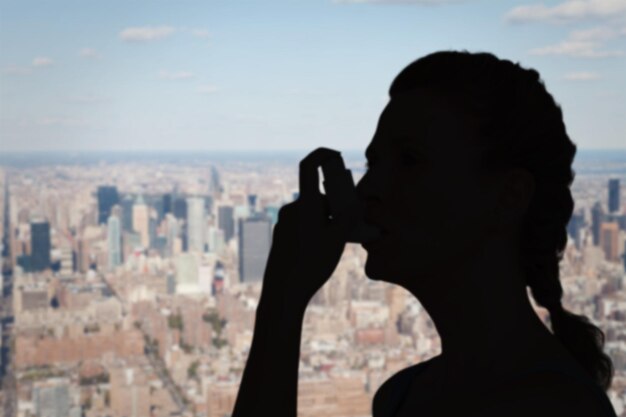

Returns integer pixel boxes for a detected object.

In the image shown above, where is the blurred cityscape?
[0,149,625,417]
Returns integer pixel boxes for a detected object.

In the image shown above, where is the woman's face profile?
[356,87,501,290]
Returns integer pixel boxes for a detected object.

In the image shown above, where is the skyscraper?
[609,178,621,213]
[173,197,187,220]
[187,196,205,253]
[132,195,149,248]
[163,193,172,217]
[247,193,257,214]
[175,252,199,294]
[218,205,235,243]
[566,209,585,249]
[165,213,179,257]
[120,194,134,232]
[600,222,620,262]
[30,220,50,272]
[238,214,272,283]
[591,202,604,246]
[107,214,122,271]
[97,186,119,225]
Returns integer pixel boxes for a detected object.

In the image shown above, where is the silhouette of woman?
[231,51,618,417]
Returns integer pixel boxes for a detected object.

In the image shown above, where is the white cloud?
[505,0,626,24]
[198,84,219,94]
[191,28,210,38]
[529,39,624,57]
[570,26,624,41]
[2,65,32,75]
[37,117,89,127]
[119,26,175,42]
[79,47,102,59]
[32,57,54,67]
[563,71,601,80]
[158,70,195,80]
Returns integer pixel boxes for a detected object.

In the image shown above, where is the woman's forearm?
[231,279,307,417]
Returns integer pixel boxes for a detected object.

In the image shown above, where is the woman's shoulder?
[372,356,439,417]
[474,364,616,417]
[474,377,610,417]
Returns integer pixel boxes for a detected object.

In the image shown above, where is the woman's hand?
[261,147,360,309]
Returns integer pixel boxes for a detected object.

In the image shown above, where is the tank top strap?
[501,360,618,417]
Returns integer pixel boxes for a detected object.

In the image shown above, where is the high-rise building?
[198,255,214,293]
[120,194,134,232]
[30,220,50,272]
[148,215,158,248]
[247,194,258,214]
[107,214,122,271]
[173,197,187,220]
[209,165,221,195]
[165,214,179,257]
[609,178,621,213]
[600,222,620,262]
[176,252,199,294]
[218,205,235,243]
[591,202,604,246]
[162,193,172,217]
[187,196,205,253]
[264,205,280,228]
[567,209,585,250]
[97,185,119,225]
[238,214,272,283]
[132,195,150,248]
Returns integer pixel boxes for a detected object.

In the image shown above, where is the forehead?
[366,88,478,160]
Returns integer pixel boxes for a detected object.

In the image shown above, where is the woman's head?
[356,50,613,390]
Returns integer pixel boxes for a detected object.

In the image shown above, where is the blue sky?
[1,0,625,152]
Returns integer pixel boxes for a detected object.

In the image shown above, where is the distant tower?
[248,194,258,214]
[132,195,149,248]
[187,196,205,253]
[120,194,134,232]
[30,219,51,272]
[608,178,621,213]
[218,205,235,243]
[238,214,272,283]
[165,214,179,257]
[162,193,172,217]
[97,185,119,225]
[566,208,585,250]
[173,197,188,220]
[175,252,199,293]
[599,222,620,262]
[591,202,604,246]
[107,210,122,271]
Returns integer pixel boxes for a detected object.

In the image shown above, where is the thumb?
[329,202,360,238]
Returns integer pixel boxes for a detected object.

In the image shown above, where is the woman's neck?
[405,234,558,386]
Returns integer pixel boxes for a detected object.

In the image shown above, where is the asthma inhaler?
[320,151,383,244]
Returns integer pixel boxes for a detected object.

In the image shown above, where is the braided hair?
[388,50,614,391]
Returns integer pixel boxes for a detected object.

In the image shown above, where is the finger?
[299,147,341,200]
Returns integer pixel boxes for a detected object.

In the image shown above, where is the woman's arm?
[232,147,358,417]
[231,276,308,417]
